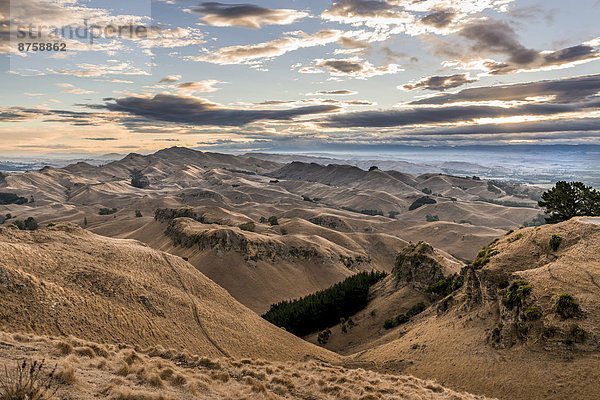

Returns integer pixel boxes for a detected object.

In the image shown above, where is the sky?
[0,0,599,157]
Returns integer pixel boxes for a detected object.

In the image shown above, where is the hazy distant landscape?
[3,144,599,187]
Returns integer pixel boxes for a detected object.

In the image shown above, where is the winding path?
[161,254,231,358]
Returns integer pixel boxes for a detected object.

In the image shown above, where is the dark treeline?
[262,270,387,336]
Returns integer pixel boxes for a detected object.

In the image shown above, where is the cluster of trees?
[539,181,600,223]
[99,207,117,215]
[12,217,38,231]
[262,270,387,336]
[0,192,28,205]
[427,273,464,298]
[341,207,384,216]
[130,169,149,189]
[154,208,205,223]
[408,196,436,211]
[239,221,255,232]
[259,216,279,225]
[425,214,439,222]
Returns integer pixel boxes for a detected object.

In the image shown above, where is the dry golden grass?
[353,217,600,400]
[0,224,338,363]
[0,331,489,400]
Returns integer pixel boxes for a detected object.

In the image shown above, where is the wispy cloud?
[195,30,343,65]
[402,74,477,91]
[190,2,309,28]
[301,57,402,79]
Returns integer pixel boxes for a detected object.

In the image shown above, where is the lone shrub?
[502,280,532,309]
[568,324,587,344]
[317,329,331,344]
[425,214,439,222]
[524,305,542,321]
[549,234,562,251]
[239,221,256,232]
[407,302,426,317]
[135,210,143,218]
[99,207,117,215]
[268,216,279,226]
[471,241,500,268]
[553,294,580,319]
[0,359,59,400]
[383,303,425,330]
[427,274,464,298]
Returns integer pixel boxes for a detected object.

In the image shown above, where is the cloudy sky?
[0,0,599,156]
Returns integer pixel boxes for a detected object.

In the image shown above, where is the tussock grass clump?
[114,360,131,377]
[74,346,96,358]
[170,373,187,387]
[196,357,221,370]
[55,341,73,355]
[55,361,77,385]
[210,371,230,382]
[110,388,173,400]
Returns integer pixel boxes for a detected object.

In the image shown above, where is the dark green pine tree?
[538,181,600,223]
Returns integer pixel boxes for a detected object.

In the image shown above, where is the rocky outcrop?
[165,218,326,263]
[392,241,445,290]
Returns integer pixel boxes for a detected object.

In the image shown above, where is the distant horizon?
[1,143,599,187]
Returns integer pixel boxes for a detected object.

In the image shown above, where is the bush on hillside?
[388,211,400,219]
[239,221,256,232]
[317,329,332,344]
[470,241,500,268]
[538,181,600,223]
[502,280,532,309]
[262,271,387,336]
[549,234,562,251]
[427,274,464,298]
[135,210,143,218]
[99,208,117,215]
[425,214,439,222]
[408,196,437,211]
[524,305,542,321]
[553,294,580,319]
[268,216,279,226]
[383,303,426,330]
[13,217,38,231]
[0,192,28,205]
[568,324,587,344]
[154,208,205,223]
